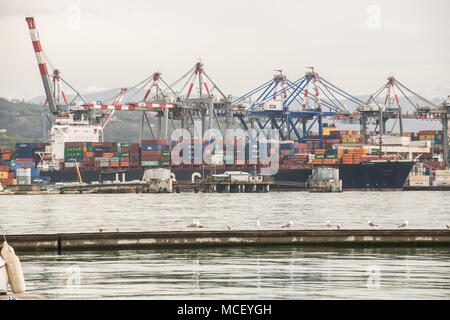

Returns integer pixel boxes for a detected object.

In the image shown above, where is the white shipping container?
[143,168,171,180]
[433,180,450,186]
[378,136,411,146]
[434,176,450,182]
[409,175,430,181]
[17,176,31,185]
[16,167,31,177]
[409,180,430,187]
[409,140,432,147]
[435,170,450,176]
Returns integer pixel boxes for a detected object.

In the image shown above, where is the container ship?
[0,122,420,191]
[4,114,448,191]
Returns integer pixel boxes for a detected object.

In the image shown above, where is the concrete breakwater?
[4,229,450,253]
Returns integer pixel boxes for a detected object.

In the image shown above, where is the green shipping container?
[120,153,130,157]
[160,161,171,166]
[315,154,324,159]
[325,154,337,159]
[141,161,159,166]
[161,151,170,157]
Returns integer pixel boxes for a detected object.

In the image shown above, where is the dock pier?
[4,229,450,253]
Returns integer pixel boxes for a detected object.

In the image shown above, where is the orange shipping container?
[103,153,114,158]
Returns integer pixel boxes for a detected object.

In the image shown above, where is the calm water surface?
[1,191,449,299]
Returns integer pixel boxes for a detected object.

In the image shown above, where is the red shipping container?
[16,158,34,162]
[65,142,84,147]
[141,150,161,156]
[141,155,161,161]
[141,140,168,145]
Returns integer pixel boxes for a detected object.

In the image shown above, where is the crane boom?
[25,17,58,115]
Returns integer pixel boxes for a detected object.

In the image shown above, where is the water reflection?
[17,246,450,299]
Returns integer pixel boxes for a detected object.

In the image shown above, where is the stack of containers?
[118,143,131,167]
[311,148,325,164]
[342,131,361,144]
[141,140,171,167]
[419,130,442,154]
[223,140,234,166]
[235,139,246,165]
[0,147,17,185]
[0,147,15,166]
[82,142,95,168]
[280,141,295,162]
[204,139,223,165]
[64,142,84,167]
[192,139,205,165]
[341,150,353,164]
[130,143,141,166]
[246,141,259,164]
[0,164,15,185]
[91,142,115,167]
[13,143,39,183]
[433,170,450,187]
[323,149,339,164]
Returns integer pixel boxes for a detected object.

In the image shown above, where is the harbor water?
[1,191,450,299]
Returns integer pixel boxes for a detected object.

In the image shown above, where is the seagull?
[447,225,450,230]
[282,221,294,228]
[397,220,408,228]
[98,228,103,232]
[255,220,261,229]
[336,224,341,230]
[188,219,201,228]
[326,220,333,228]
[115,227,120,232]
[226,225,232,231]
[368,220,378,228]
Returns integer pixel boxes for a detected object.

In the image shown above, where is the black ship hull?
[40,161,414,191]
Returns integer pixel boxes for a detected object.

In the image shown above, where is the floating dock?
[4,229,450,253]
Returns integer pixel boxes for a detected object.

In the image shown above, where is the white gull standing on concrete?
[188,219,203,228]
[397,220,408,228]
[368,220,378,228]
[282,221,294,228]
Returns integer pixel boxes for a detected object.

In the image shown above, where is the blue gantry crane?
[231,68,365,147]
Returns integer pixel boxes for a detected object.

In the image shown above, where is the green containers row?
[141,161,159,166]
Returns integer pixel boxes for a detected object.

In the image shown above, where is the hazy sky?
[1,0,449,100]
